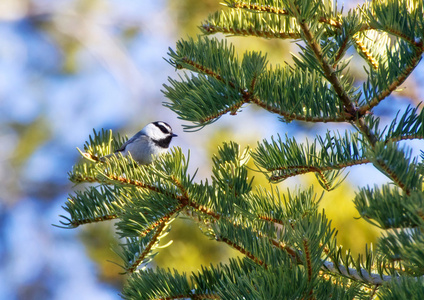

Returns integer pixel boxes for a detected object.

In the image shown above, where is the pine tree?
[59,0,424,299]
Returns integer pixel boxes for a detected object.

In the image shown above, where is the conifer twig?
[227,1,288,15]
[60,214,119,228]
[266,158,371,181]
[357,49,423,116]
[251,97,347,122]
[127,221,169,274]
[180,54,350,124]
[102,174,171,196]
[333,35,350,68]
[293,8,379,147]
[201,23,301,39]
[139,205,184,237]
[219,237,267,267]
[353,34,379,70]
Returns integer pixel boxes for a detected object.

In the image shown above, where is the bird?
[102,121,177,165]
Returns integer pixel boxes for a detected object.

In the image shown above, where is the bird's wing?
[116,131,145,152]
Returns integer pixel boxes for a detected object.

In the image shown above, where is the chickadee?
[103,121,177,165]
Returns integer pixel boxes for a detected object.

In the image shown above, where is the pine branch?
[352,30,390,70]
[365,142,422,195]
[296,17,356,115]
[224,0,289,15]
[125,220,170,274]
[358,44,423,115]
[246,187,321,226]
[58,185,124,228]
[68,159,101,184]
[285,2,380,146]
[62,1,424,297]
[354,185,424,229]
[378,276,424,299]
[254,65,348,123]
[221,203,397,286]
[122,268,195,300]
[211,188,396,287]
[165,37,355,129]
[365,0,424,51]
[250,97,346,123]
[201,6,300,39]
[379,228,424,276]
[115,190,184,239]
[219,237,267,267]
[252,131,367,189]
[385,104,424,143]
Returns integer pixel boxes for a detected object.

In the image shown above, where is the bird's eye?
[154,122,172,134]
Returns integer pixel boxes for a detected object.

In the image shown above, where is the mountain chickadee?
[103,121,177,165]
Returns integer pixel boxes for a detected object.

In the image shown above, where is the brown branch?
[123,177,190,273]
[333,35,350,68]
[170,175,224,221]
[105,174,168,194]
[304,239,316,299]
[103,173,192,217]
[170,176,190,204]
[186,200,301,264]
[298,21,353,112]
[228,2,342,28]
[267,165,332,189]
[182,50,351,124]
[69,174,98,183]
[181,57,237,90]
[230,2,288,15]
[180,56,252,121]
[189,201,222,220]
[382,27,424,52]
[269,239,299,260]
[127,221,168,274]
[369,284,380,300]
[295,14,378,146]
[183,190,396,286]
[199,98,250,123]
[257,215,285,225]
[304,239,313,281]
[138,216,169,237]
[374,158,410,196]
[266,228,396,286]
[267,159,371,181]
[251,97,347,123]
[317,169,331,190]
[68,214,118,227]
[357,50,423,116]
[139,203,185,237]
[220,237,267,267]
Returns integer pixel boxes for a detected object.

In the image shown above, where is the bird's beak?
[172,133,178,137]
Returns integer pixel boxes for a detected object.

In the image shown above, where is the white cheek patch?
[144,122,172,140]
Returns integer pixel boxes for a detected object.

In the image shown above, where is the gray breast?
[121,135,165,165]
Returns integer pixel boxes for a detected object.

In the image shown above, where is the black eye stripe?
[153,121,172,134]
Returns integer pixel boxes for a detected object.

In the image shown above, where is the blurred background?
[1,0,423,299]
